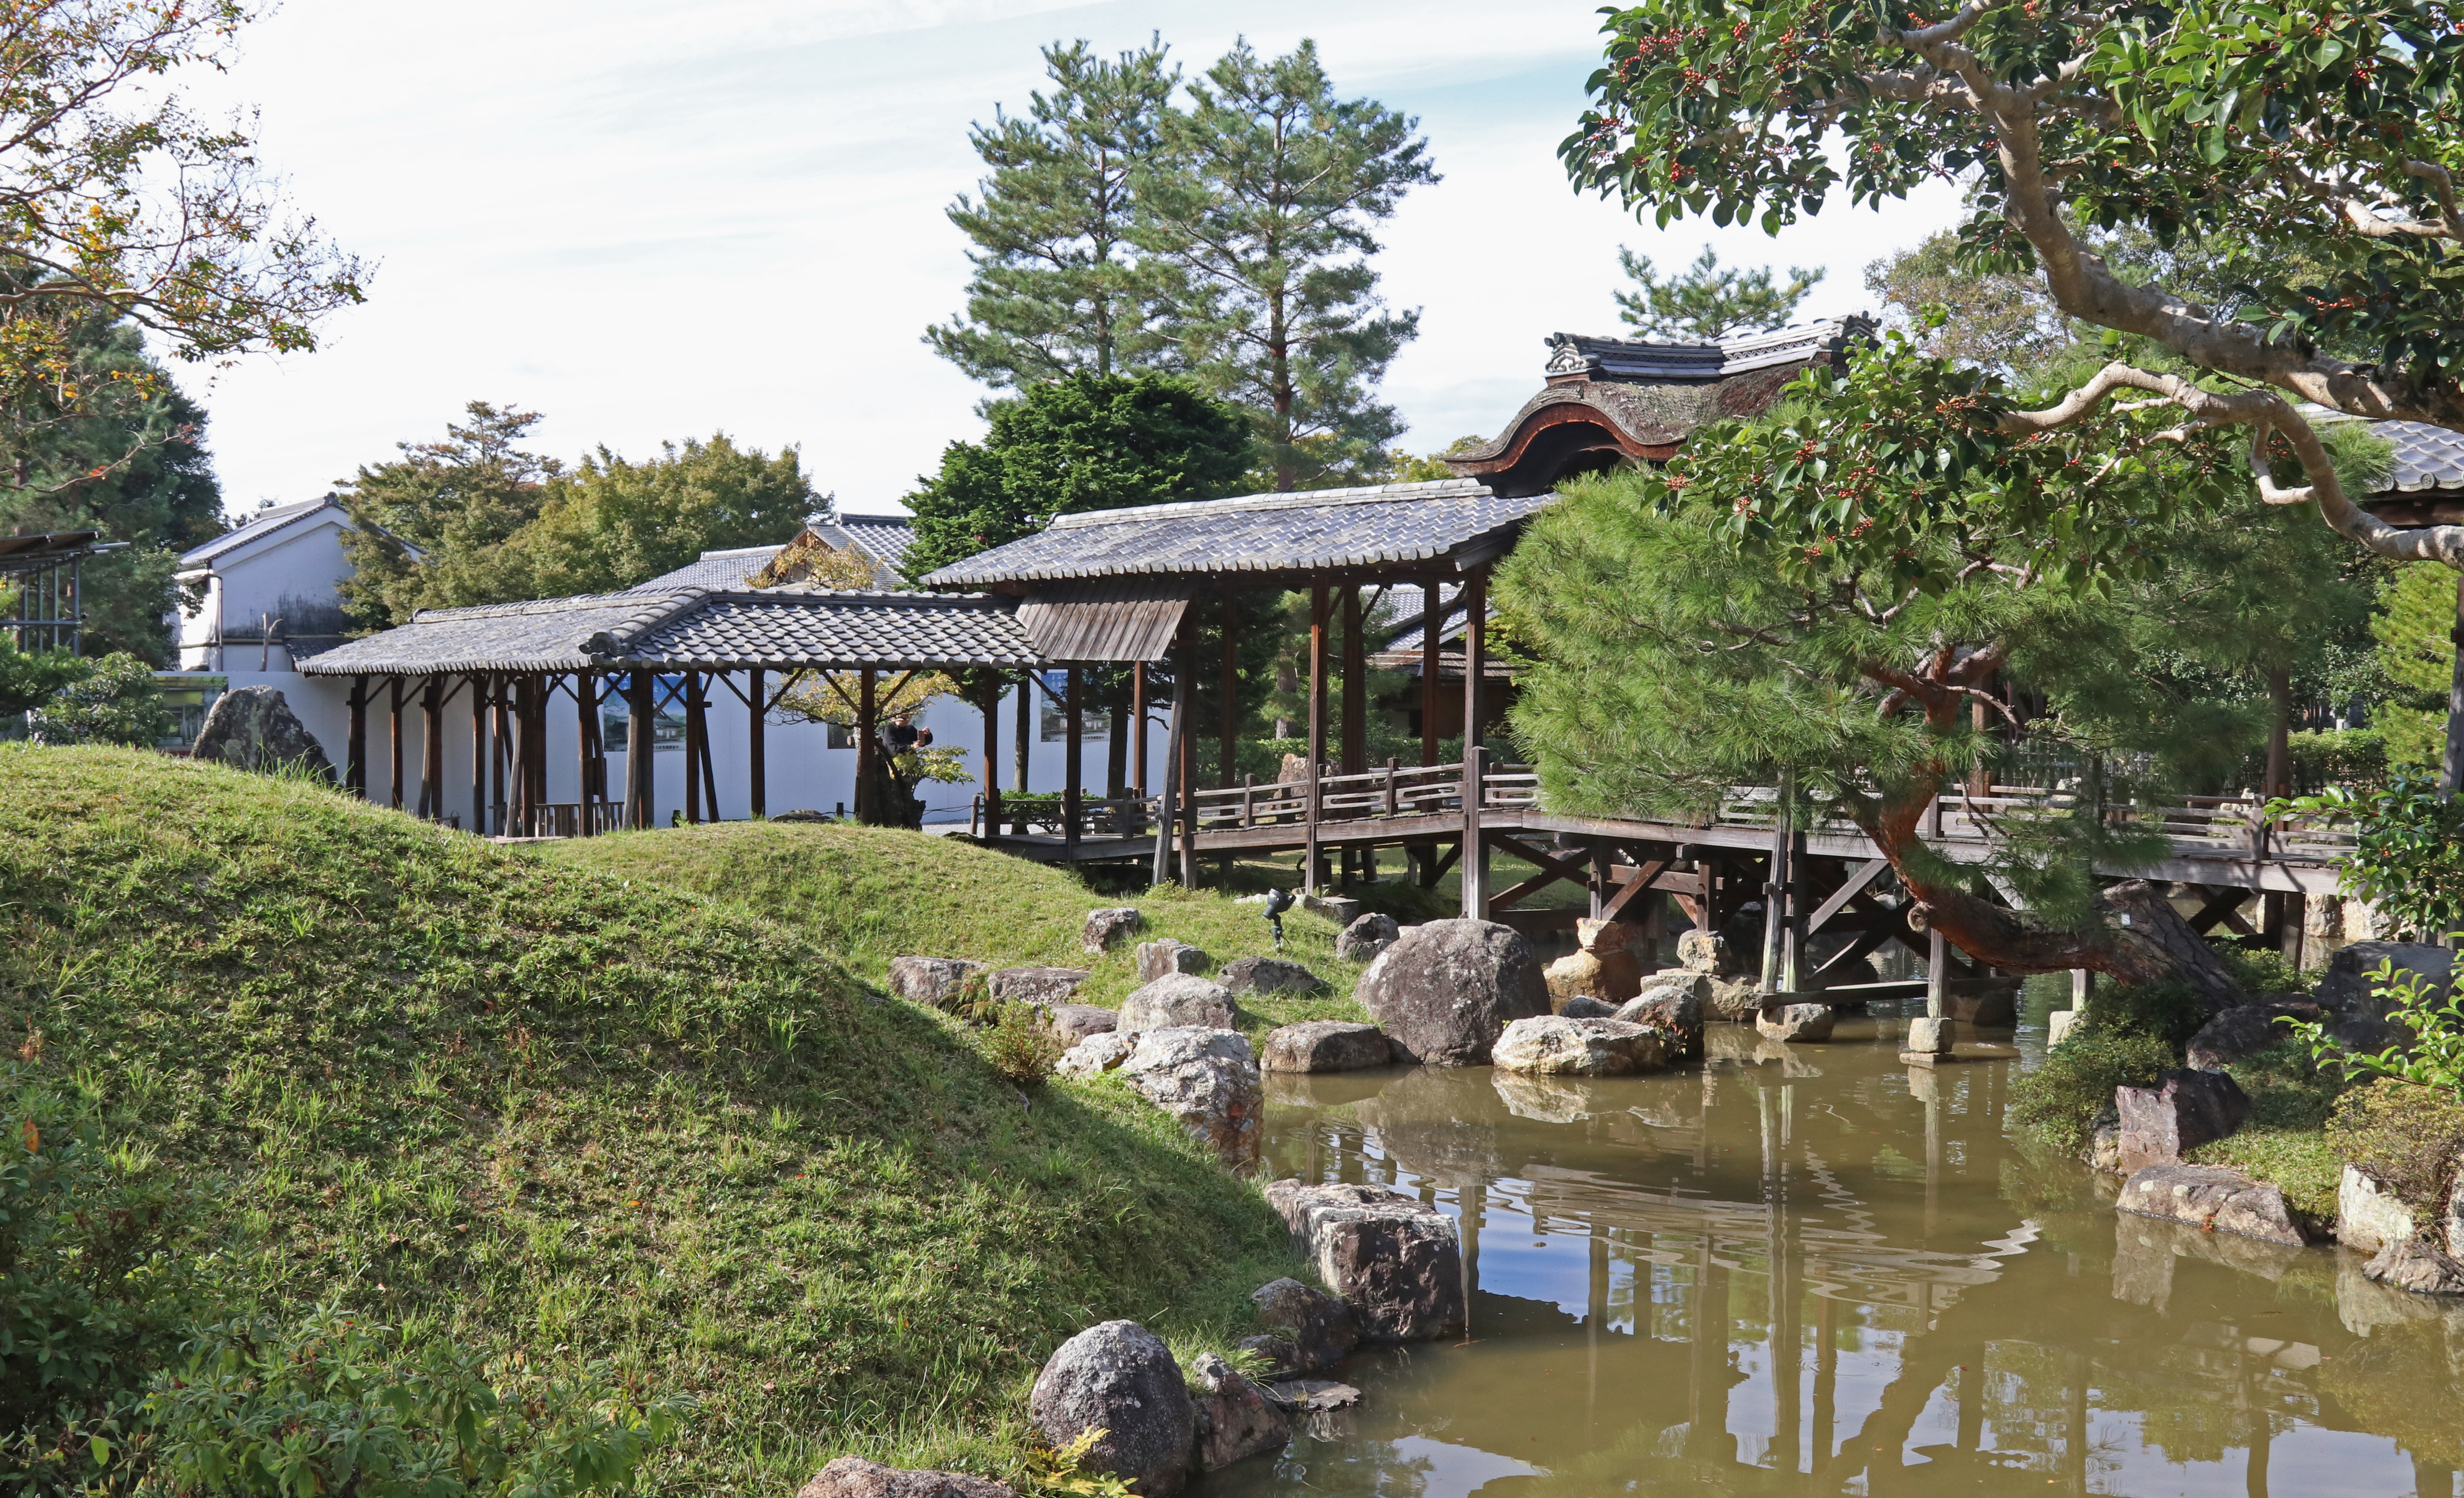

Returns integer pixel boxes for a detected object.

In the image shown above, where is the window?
[1037,671,1110,742]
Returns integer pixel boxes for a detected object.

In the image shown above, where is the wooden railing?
[1717,783,2358,861]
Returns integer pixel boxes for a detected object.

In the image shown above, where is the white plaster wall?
[176,518,354,671]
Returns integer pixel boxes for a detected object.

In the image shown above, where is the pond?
[1202,1013,2464,1498]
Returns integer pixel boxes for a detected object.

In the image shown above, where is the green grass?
[2184,1045,2347,1223]
[538,823,1384,1041]
[0,747,1308,1494]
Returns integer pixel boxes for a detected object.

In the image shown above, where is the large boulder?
[1354,919,1547,1066]
[1260,1021,1392,1074]
[2317,941,2454,1018]
[2115,1069,2251,1173]
[1248,1277,1358,1374]
[1491,1015,1667,1075]
[1264,1181,1466,1342]
[1046,1004,1119,1045]
[1545,919,1643,1004]
[190,686,333,779]
[1335,912,1401,963]
[2186,1000,2320,1071]
[1218,956,1326,996]
[1702,974,1764,1021]
[887,956,983,1009]
[1120,1027,1262,1167]
[1136,939,1211,982]
[1118,974,1237,1033]
[2116,1164,2308,1247]
[988,967,1090,1005]
[1187,1353,1290,1471]
[1028,1321,1195,1496]
[1055,1031,1133,1077]
[1755,1003,1836,1043]
[2364,1233,2464,1296]
[1083,907,1145,954]
[1615,977,1707,1060]
[2340,1164,2418,1256]
[797,1459,1018,1498]
[1675,930,1731,974]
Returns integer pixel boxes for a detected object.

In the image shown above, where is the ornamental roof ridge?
[1044,478,1493,531]
[1544,315,1875,381]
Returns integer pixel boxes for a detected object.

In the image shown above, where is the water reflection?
[1208,1015,2464,1497]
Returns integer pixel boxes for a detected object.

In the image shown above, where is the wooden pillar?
[1132,662,1148,796]
[508,676,530,834]
[1421,578,1441,767]
[490,678,508,835]
[471,673,489,833]
[627,669,655,829]
[1967,694,1992,801]
[855,669,878,825]
[2446,574,2464,797]
[1307,585,1329,893]
[747,668,766,820]
[1927,928,1948,1020]
[575,671,598,835]
[683,670,703,825]
[1219,594,1239,789]
[978,678,1001,830]
[1013,670,1032,795]
[1179,701,1196,889]
[345,677,368,798]
[696,678,719,820]
[532,675,552,830]
[1154,642,1189,885]
[419,678,444,822]
[1461,567,1489,919]
[1784,827,1808,992]
[1065,665,1083,858]
[387,677,405,810]
[1341,585,1366,775]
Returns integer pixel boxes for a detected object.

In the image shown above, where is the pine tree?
[926,39,1181,386]
[1139,40,1437,492]
[333,404,561,632]
[1614,246,1821,340]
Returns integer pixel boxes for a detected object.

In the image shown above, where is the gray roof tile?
[179,497,339,567]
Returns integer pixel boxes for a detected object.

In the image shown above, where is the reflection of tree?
[1251,1432,1436,1498]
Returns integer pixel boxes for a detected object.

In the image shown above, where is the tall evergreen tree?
[334,404,561,632]
[1139,40,1437,492]
[926,39,1181,386]
[1614,246,1821,340]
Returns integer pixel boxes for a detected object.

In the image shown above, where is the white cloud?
[185,0,1961,515]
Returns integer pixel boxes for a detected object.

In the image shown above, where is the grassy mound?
[0,747,1300,1493]
[538,822,1382,1037]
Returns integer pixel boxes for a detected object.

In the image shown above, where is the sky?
[184,0,1966,519]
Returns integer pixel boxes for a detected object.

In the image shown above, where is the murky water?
[1207,1015,2464,1498]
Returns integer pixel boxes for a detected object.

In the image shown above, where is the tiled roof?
[631,515,917,593]
[179,497,340,567]
[837,513,914,576]
[2376,420,2464,494]
[922,480,1550,588]
[302,587,1037,677]
[1540,317,1872,383]
[632,546,777,592]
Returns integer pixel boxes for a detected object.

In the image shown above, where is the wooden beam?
[1598,859,1673,925]
[345,676,367,799]
[1420,578,1441,767]
[1307,585,1327,893]
[1132,662,1148,796]
[1419,839,1461,889]
[1485,832,1591,910]
[855,668,878,825]
[419,676,444,821]
[1065,665,1082,859]
[471,673,489,833]
[387,677,405,809]
[2185,883,2257,936]
[683,671,703,825]
[1341,584,1366,776]
[1220,593,1238,790]
[1460,566,1488,919]
[627,669,655,829]
[746,668,765,820]
[1806,858,1890,935]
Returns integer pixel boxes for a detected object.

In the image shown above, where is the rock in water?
[1083,907,1145,955]
[1055,1031,1133,1077]
[2339,1165,2418,1256]
[1755,1004,1836,1043]
[1335,912,1401,963]
[1249,1277,1359,1373]
[1029,1321,1195,1496]
[1615,980,1705,1060]
[1354,919,1547,1066]
[1120,1027,1263,1167]
[1118,974,1237,1033]
[1265,1180,1466,1342]
[988,967,1091,1005]
[2115,1068,2250,1172]
[797,1458,1021,1497]
[1703,974,1763,1020]
[887,956,982,1009]
[1491,1016,1667,1075]
[2115,1164,2308,1246]
[2185,1001,2319,1071]
[190,686,333,779]
[1676,930,1731,974]
[1045,1004,1118,1045]
[1135,939,1211,981]
[1188,1353,1291,1470]
[2366,1233,2464,1295]
[1260,1021,1392,1073]
[1218,956,1327,996]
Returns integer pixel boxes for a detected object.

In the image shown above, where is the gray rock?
[1046,1004,1119,1045]
[1260,1021,1392,1074]
[1233,1334,1302,1378]
[2317,940,2454,1018]
[190,686,333,779]
[1028,1320,1195,1496]
[2088,1104,2123,1175]
[1249,1277,1358,1374]
[1903,1016,1955,1059]
[2115,1068,2251,1172]
[1703,974,1763,1021]
[1055,1031,1133,1077]
[796,1457,1020,1498]
[1188,1353,1290,1471]
[1614,979,1706,1061]
[1755,1003,1836,1043]
[1121,1027,1263,1167]
[2340,1165,2418,1257]
[988,967,1090,1005]
[1334,912,1401,963]
[2117,1164,2309,1246]
[1135,939,1211,982]
[1218,956,1327,996]
[2186,1001,2320,1071]
[1353,919,1547,1066]
[1675,930,1730,974]
[1118,974,1237,1033]
[887,956,983,1009]
[1303,893,1362,926]
[1083,906,1145,955]
[1265,1180,1466,1342]
[2365,1233,2464,1295]
[1555,993,1617,1019]
[2328,1013,2415,1058]
[1491,1015,1668,1075]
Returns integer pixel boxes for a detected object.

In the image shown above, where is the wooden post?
[1784,825,1808,993]
[1341,585,1366,775]
[1421,578,1441,767]
[1967,694,1991,802]
[1590,843,1611,919]
[693,676,719,822]
[345,677,368,798]
[490,678,508,835]
[1462,744,1487,918]
[979,678,1001,832]
[1013,670,1031,800]
[855,669,878,825]
[1460,567,1489,919]
[627,669,655,829]
[1219,593,1238,789]
[1307,586,1329,894]
[419,678,444,821]
[573,673,594,834]
[527,675,550,832]
[1759,788,1788,996]
[747,667,766,820]
[1179,715,1197,889]
[387,677,405,810]
[1153,643,1189,885]
[2446,573,2464,798]
[1927,928,1948,1020]
[471,673,489,833]
[1132,662,1148,796]
[683,671,703,826]
[508,676,530,833]
[1065,665,1083,858]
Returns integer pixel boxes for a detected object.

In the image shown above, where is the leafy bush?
[2081,980,2209,1049]
[2283,956,2464,1092]
[2007,1028,2178,1153]
[0,643,92,719]
[2272,777,2464,943]
[2217,948,2307,999]
[2326,1078,2464,1209]
[26,655,168,747]
[978,1004,1066,1087]
[2286,728,2386,793]
[146,1311,687,1498]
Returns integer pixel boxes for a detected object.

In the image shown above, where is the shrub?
[2081,980,2209,1049]
[978,1004,1066,1087]
[2283,956,2464,1093]
[26,655,169,747]
[2271,776,2464,943]
[2326,1078,2464,1209]
[2007,1028,2178,1153]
